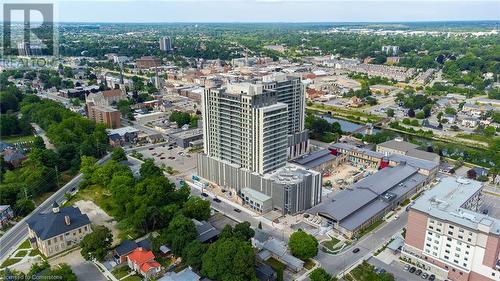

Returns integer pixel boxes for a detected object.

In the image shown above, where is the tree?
[164,214,197,256]
[415,111,425,119]
[310,268,334,281]
[182,240,208,271]
[201,237,257,281]
[288,230,318,260]
[111,147,127,162]
[407,109,415,118]
[139,159,163,178]
[43,264,77,281]
[183,197,211,221]
[386,108,395,117]
[445,107,457,115]
[32,136,46,150]
[80,225,113,261]
[467,169,477,179]
[169,111,192,128]
[484,126,496,137]
[80,156,97,181]
[233,221,255,241]
[15,198,35,216]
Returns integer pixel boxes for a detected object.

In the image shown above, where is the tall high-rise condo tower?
[197,76,321,215]
[159,36,172,52]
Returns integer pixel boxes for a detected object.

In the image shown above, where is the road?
[187,179,408,278]
[0,154,111,264]
[317,212,408,277]
[31,123,55,150]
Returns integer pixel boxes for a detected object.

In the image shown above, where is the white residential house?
[461,117,479,128]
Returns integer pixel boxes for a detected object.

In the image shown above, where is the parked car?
[422,273,429,279]
[201,193,208,197]
[148,147,154,150]
[415,269,422,276]
[403,264,411,271]
[234,208,241,213]
[213,197,221,203]
[409,267,416,273]
[429,274,436,281]
[482,209,489,215]
[352,248,360,253]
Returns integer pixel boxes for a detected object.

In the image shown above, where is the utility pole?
[55,166,60,189]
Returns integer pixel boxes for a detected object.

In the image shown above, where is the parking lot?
[138,144,197,177]
[368,257,438,281]
[49,250,106,281]
[480,193,500,218]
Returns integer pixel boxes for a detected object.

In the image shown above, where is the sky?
[3,0,500,23]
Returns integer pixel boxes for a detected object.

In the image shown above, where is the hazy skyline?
[3,0,499,23]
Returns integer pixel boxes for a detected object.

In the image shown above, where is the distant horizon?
[4,20,500,25]
[2,1,498,23]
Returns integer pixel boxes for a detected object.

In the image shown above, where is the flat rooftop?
[411,177,500,235]
[308,164,427,231]
[170,128,203,140]
[377,139,418,152]
[291,149,337,169]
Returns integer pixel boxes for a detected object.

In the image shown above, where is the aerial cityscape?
[0,1,499,281]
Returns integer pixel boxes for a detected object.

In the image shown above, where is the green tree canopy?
[288,230,318,260]
[163,214,197,256]
[111,147,127,162]
[201,237,257,281]
[310,268,335,281]
[183,197,211,221]
[80,225,113,261]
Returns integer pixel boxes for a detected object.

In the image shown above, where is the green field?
[2,134,35,144]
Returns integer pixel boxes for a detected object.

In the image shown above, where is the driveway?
[49,250,106,281]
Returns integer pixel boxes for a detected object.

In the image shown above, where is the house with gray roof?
[27,202,92,257]
[193,219,220,243]
[257,238,304,272]
[158,267,200,281]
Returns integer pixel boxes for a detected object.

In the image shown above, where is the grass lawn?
[65,184,118,215]
[350,261,394,281]
[14,250,27,258]
[122,275,142,281]
[266,258,286,281]
[29,248,43,257]
[19,239,31,249]
[322,238,340,251]
[0,258,21,268]
[2,134,35,144]
[157,256,172,267]
[112,266,131,279]
[358,219,384,238]
[400,198,411,207]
